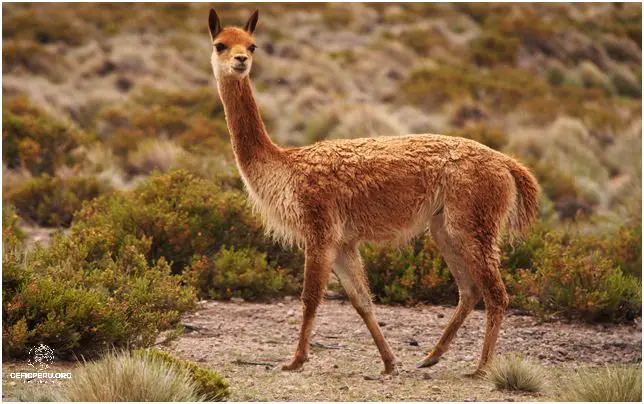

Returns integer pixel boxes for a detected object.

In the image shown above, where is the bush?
[362,237,456,305]
[559,365,642,402]
[2,96,90,175]
[2,232,196,358]
[485,353,546,392]
[5,175,111,227]
[3,204,25,250]
[504,229,641,322]
[63,351,204,402]
[186,247,298,301]
[135,348,230,401]
[71,169,302,274]
[470,32,520,67]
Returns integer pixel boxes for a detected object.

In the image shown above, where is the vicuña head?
[208,9,258,80]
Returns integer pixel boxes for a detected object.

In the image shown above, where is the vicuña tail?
[505,158,540,238]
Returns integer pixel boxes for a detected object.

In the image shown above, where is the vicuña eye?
[215,43,227,52]
[248,44,257,53]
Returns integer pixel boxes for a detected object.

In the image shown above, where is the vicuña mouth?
[232,65,247,73]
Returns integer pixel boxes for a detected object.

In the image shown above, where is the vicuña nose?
[234,55,248,63]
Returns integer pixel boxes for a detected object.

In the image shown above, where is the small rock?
[463,398,475,402]
[286,309,296,317]
[9,382,16,387]
[423,373,433,380]
[405,338,420,347]
[437,313,445,319]
[378,321,387,326]
[507,398,515,402]
[283,296,295,302]
[230,297,245,303]
[339,385,349,391]
[462,355,474,361]
[431,385,441,392]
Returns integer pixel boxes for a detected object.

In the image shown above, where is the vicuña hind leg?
[418,213,481,369]
[282,244,335,371]
[333,243,399,375]
[470,250,509,376]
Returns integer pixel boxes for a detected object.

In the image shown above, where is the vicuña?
[208,9,540,376]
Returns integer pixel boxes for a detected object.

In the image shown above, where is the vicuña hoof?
[465,368,486,379]
[417,356,440,368]
[382,362,401,376]
[280,356,307,371]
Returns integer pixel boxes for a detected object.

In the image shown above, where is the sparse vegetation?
[558,365,642,402]
[485,353,547,392]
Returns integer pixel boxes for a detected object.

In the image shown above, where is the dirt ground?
[165,298,641,401]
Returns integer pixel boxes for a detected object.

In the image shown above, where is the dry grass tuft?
[558,364,642,402]
[485,353,547,393]
[62,351,204,402]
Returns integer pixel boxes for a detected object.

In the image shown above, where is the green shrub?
[186,247,298,301]
[485,353,546,392]
[3,96,90,175]
[6,175,111,227]
[470,32,520,67]
[362,237,456,305]
[63,351,204,402]
[505,230,641,321]
[3,204,25,250]
[609,220,642,279]
[71,169,302,274]
[2,233,196,358]
[135,348,230,401]
[559,365,642,402]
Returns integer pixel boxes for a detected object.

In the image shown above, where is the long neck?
[216,76,280,168]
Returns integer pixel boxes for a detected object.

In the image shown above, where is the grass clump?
[485,353,546,392]
[5,174,111,227]
[135,348,230,401]
[63,351,204,402]
[559,365,642,402]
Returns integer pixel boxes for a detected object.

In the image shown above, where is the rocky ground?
[165,299,641,401]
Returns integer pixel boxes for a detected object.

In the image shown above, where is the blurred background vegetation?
[2,3,642,359]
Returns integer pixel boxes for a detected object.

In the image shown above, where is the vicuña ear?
[209,9,222,40]
[244,10,259,34]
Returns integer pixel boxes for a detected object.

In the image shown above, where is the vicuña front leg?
[282,245,334,371]
[333,244,399,375]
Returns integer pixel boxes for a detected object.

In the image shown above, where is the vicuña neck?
[217,76,280,168]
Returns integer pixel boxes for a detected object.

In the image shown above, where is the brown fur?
[208,10,540,376]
